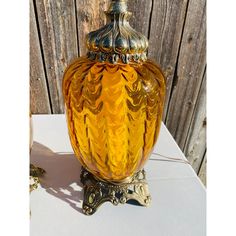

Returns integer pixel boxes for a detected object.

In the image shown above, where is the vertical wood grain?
[184,70,206,172]
[75,0,109,56]
[148,0,189,120]
[198,151,206,186]
[30,0,51,114]
[166,0,206,149]
[35,0,78,113]
[127,0,153,38]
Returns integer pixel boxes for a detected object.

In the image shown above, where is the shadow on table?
[30,142,83,214]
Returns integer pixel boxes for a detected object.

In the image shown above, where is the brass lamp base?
[30,164,46,193]
[30,164,46,177]
[80,168,151,215]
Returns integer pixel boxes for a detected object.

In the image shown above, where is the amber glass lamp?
[63,0,166,215]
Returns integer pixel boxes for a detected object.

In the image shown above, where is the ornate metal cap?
[86,0,149,64]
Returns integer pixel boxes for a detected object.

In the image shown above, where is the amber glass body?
[63,57,166,182]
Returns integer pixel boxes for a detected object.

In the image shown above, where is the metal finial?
[86,0,148,64]
[107,0,128,14]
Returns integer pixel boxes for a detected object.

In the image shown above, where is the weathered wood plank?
[184,70,206,172]
[148,0,189,120]
[30,0,51,114]
[166,0,206,149]
[198,151,206,187]
[75,0,109,56]
[35,0,78,113]
[127,0,153,38]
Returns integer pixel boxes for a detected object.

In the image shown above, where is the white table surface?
[30,115,206,236]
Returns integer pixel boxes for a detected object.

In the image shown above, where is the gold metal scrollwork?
[81,167,151,215]
[86,0,149,64]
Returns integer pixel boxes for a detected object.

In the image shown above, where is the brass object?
[29,164,46,193]
[29,114,46,219]
[29,114,46,193]
[63,0,166,215]
[81,167,151,215]
[30,176,40,193]
[87,0,148,64]
[30,164,46,177]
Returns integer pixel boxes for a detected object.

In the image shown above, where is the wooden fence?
[30,0,206,185]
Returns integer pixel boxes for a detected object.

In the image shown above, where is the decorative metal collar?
[86,0,149,64]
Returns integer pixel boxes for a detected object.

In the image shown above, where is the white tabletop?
[30,115,206,236]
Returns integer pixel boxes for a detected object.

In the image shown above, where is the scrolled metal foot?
[30,164,46,177]
[80,168,151,216]
[30,164,46,193]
